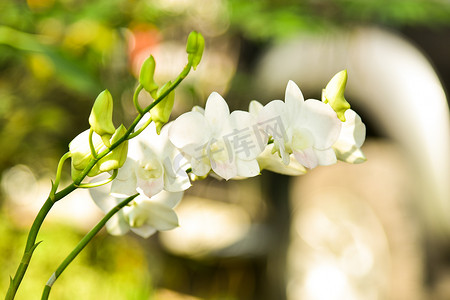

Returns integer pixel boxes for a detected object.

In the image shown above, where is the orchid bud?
[89,90,116,144]
[322,70,351,122]
[139,55,158,95]
[151,82,175,134]
[186,31,204,70]
[98,124,129,172]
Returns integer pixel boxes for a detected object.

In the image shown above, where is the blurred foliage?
[0,211,151,299]
[228,0,450,41]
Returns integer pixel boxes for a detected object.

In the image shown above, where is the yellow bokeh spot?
[27,54,54,80]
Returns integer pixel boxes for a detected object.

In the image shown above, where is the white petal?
[88,178,117,211]
[258,100,289,150]
[135,121,170,155]
[143,201,179,231]
[276,141,290,165]
[333,141,367,164]
[211,159,238,180]
[110,176,138,198]
[136,175,164,198]
[339,109,366,148]
[192,105,205,114]
[190,156,211,177]
[314,148,337,166]
[257,144,307,176]
[130,225,157,238]
[88,182,131,236]
[163,152,191,191]
[249,100,264,116]
[204,92,230,134]
[229,110,265,159]
[163,170,191,192]
[151,190,184,208]
[169,111,211,149]
[300,100,341,149]
[285,80,304,124]
[293,147,318,169]
[331,109,366,164]
[106,211,130,236]
[114,157,137,181]
[236,158,260,178]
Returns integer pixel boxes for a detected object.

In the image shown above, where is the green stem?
[127,116,152,140]
[76,169,118,188]
[41,193,139,300]
[5,183,77,300]
[88,129,98,159]
[49,152,71,200]
[133,84,144,114]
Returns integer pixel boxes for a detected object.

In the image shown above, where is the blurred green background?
[1,0,450,299]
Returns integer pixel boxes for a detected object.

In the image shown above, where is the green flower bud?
[98,124,128,172]
[322,70,351,122]
[89,90,116,141]
[186,31,205,70]
[151,82,175,134]
[139,55,158,95]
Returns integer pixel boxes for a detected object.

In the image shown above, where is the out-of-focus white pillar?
[255,26,450,237]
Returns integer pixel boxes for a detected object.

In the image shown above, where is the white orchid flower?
[332,109,367,163]
[90,184,183,238]
[248,100,306,175]
[169,92,264,180]
[258,80,342,169]
[111,118,190,198]
[122,191,182,238]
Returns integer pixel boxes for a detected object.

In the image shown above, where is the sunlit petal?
[236,158,260,178]
[300,100,341,149]
[293,147,318,169]
[285,80,304,124]
[130,225,157,238]
[257,144,307,175]
[169,111,211,149]
[314,148,337,166]
[204,92,230,134]
[211,159,238,180]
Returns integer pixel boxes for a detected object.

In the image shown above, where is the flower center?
[124,203,147,228]
[209,140,230,163]
[137,158,163,179]
[291,128,313,152]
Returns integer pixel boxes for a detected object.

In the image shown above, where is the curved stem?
[133,84,144,114]
[50,152,71,200]
[76,169,118,188]
[127,115,152,140]
[88,129,98,159]
[41,193,139,300]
